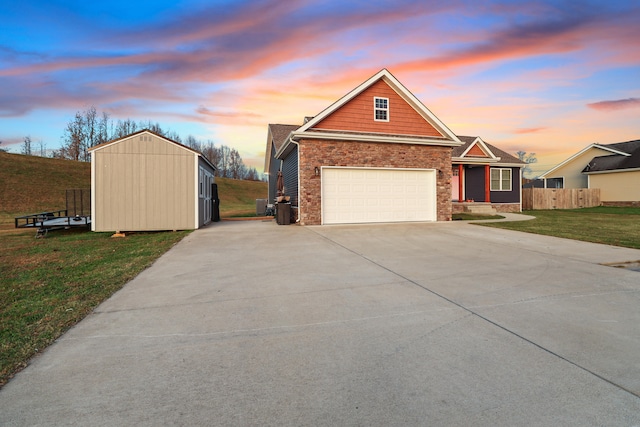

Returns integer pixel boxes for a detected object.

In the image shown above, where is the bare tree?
[62,112,85,160]
[245,167,259,181]
[185,135,199,150]
[21,136,32,156]
[84,106,98,154]
[115,118,138,138]
[97,111,111,146]
[516,151,538,179]
[228,148,246,179]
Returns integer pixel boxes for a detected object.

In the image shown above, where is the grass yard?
[0,228,190,387]
[0,152,268,388]
[480,207,640,249]
[216,177,268,217]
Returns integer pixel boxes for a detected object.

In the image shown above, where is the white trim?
[90,151,96,232]
[452,156,501,164]
[287,130,458,149]
[539,143,630,178]
[194,156,200,229]
[543,176,565,189]
[490,167,512,191]
[518,168,523,212]
[459,137,499,160]
[374,96,389,122]
[584,167,640,175]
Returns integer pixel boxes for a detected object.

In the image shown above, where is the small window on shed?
[374,97,389,122]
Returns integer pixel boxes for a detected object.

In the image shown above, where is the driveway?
[2,220,640,426]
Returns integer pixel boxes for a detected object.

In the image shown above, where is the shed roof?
[89,129,216,171]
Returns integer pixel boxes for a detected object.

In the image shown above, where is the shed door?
[321,167,436,225]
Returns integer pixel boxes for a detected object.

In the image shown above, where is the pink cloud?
[587,98,640,111]
[513,127,547,134]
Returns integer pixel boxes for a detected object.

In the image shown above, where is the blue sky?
[1,0,639,175]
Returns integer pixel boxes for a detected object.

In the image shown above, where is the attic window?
[374,97,389,122]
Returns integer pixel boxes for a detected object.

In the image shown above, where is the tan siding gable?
[312,80,443,137]
[93,134,196,231]
[549,147,615,189]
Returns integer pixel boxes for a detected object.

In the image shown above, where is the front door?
[452,168,460,201]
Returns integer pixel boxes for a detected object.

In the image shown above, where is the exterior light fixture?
[314,167,320,176]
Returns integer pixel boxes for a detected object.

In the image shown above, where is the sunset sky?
[1,0,639,176]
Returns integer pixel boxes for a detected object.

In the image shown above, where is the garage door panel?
[322,168,436,224]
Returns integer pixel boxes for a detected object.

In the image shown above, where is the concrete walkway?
[2,220,640,426]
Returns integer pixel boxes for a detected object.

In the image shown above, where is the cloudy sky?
[1,0,639,176]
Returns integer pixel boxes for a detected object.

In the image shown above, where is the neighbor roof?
[539,140,635,178]
[583,139,640,173]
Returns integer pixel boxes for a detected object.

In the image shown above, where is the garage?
[321,167,436,224]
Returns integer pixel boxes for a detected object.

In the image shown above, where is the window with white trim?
[374,97,389,121]
[490,168,512,191]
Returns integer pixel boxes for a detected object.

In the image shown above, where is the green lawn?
[0,153,269,388]
[0,228,189,387]
[479,207,640,249]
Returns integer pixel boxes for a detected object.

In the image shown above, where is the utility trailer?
[14,189,91,237]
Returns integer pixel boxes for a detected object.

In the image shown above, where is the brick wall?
[298,139,452,225]
[494,203,521,213]
[452,203,522,214]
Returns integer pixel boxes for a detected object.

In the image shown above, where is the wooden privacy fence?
[522,188,601,210]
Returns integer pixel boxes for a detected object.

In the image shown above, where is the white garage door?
[321,167,436,224]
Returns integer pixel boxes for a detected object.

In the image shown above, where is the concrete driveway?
[2,219,640,426]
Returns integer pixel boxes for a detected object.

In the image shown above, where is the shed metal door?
[321,167,436,225]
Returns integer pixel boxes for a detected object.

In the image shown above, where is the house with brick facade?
[265,69,523,225]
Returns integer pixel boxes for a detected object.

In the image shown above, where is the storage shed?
[89,129,216,232]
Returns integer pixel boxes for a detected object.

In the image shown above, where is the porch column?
[458,164,463,201]
[484,165,491,203]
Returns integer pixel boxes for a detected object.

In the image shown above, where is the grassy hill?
[0,152,91,219]
[0,151,267,226]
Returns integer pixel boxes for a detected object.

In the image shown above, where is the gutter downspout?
[288,137,301,223]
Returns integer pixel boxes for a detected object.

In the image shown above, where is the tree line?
[15,106,261,181]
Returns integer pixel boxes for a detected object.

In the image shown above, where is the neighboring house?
[539,139,640,205]
[265,68,524,225]
[89,129,217,232]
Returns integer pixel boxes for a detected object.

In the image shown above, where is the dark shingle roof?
[584,139,640,173]
[269,124,300,152]
[453,136,524,165]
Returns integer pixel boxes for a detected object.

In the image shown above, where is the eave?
[296,130,461,145]
[584,167,640,175]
